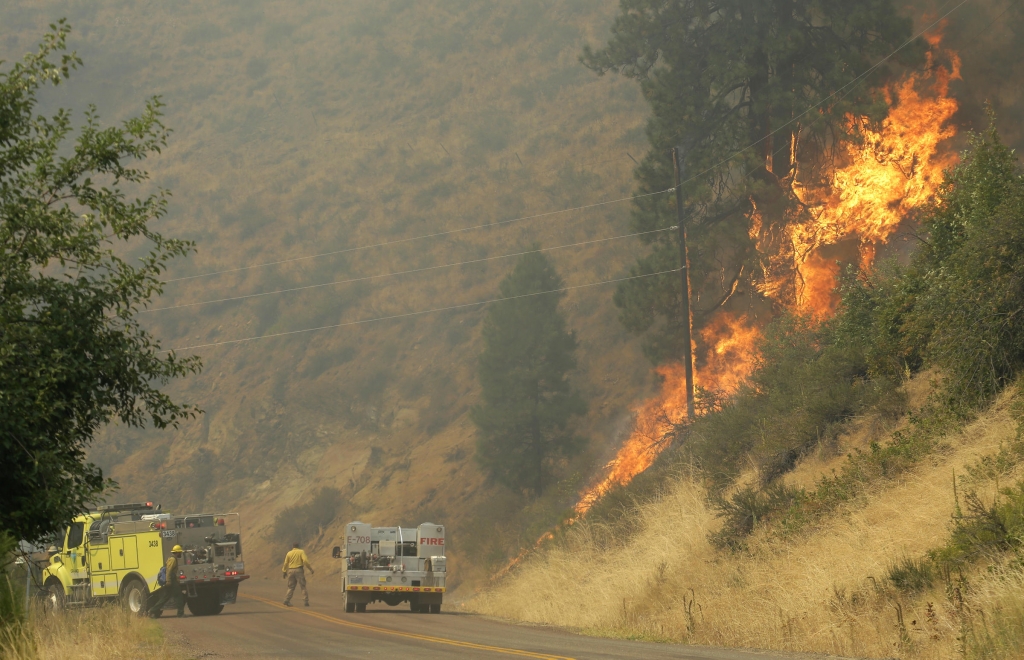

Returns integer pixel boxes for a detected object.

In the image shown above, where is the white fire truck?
[332,522,446,613]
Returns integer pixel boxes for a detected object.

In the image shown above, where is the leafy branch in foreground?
[0,21,202,543]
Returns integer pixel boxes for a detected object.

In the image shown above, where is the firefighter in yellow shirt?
[282,542,314,606]
[148,545,185,618]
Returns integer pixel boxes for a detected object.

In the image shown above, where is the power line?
[165,267,681,352]
[165,188,675,284]
[155,122,799,317]
[163,1,970,297]
[145,227,675,313]
[153,119,800,318]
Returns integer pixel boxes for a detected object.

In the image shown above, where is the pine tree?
[471,249,586,495]
[583,0,922,363]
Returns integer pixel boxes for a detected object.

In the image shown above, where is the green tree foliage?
[472,250,586,494]
[830,260,925,382]
[914,126,1024,410]
[839,122,1024,411]
[583,0,920,363]
[0,532,26,633]
[0,23,201,544]
[685,313,886,485]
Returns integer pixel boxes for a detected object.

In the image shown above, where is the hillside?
[6,0,1024,605]
[471,375,1024,658]
[2,0,659,583]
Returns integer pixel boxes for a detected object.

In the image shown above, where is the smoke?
[908,0,1024,148]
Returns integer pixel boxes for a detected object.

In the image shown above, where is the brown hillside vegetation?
[2,0,658,582]
[470,377,1024,659]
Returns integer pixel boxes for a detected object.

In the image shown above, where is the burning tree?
[571,2,963,515]
[583,0,926,364]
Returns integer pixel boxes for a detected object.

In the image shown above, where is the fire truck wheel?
[429,604,441,614]
[121,579,149,616]
[41,583,65,615]
[355,603,366,613]
[187,593,225,616]
[345,601,356,613]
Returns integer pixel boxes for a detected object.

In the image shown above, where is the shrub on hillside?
[885,555,934,593]
[710,484,804,549]
[931,485,1024,570]
[841,122,1024,413]
[913,127,1024,412]
[683,314,891,488]
[271,487,344,547]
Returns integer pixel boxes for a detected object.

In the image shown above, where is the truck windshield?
[66,522,84,549]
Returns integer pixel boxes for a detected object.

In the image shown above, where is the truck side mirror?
[332,546,341,558]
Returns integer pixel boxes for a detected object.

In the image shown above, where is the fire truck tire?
[187,593,224,616]
[346,601,356,613]
[41,582,65,614]
[121,578,149,616]
[355,603,366,613]
[430,604,441,614]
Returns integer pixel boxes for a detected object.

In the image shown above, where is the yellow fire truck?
[41,502,248,616]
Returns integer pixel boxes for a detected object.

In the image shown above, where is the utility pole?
[673,147,696,421]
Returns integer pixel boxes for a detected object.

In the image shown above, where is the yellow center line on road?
[243,594,575,660]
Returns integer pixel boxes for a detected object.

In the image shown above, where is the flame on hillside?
[576,31,960,516]
[572,312,759,517]
[496,33,960,580]
[788,32,961,313]
[493,314,759,580]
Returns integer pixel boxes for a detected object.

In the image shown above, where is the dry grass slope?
[0,606,180,660]
[471,382,1024,659]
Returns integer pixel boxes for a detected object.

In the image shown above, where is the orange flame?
[572,312,759,517]
[497,33,961,579]
[789,34,960,313]
[577,32,961,514]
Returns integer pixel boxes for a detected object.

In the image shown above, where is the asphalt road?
[158,578,831,660]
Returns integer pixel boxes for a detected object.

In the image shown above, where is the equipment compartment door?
[111,538,125,570]
[90,547,111,573]
[92,573,119,597]
[117,537,138,569]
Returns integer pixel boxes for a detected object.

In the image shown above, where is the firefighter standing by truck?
[147,545,185,618]
[282,543,314,607]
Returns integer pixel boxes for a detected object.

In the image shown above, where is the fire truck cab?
[41,502,248,616]
[332,522,446,613]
